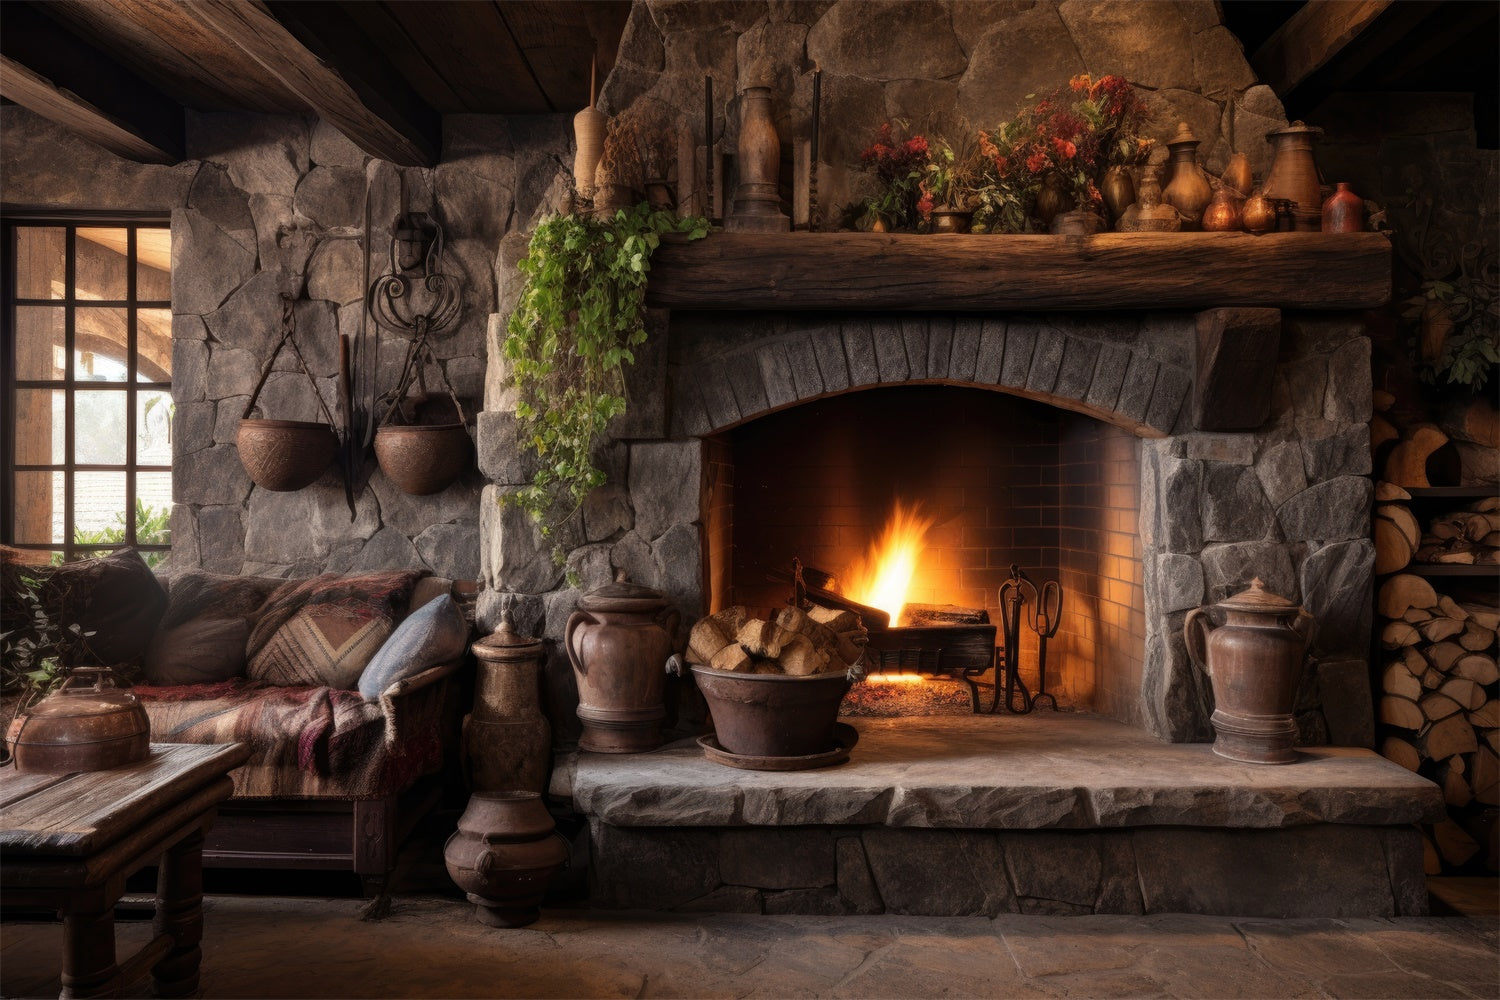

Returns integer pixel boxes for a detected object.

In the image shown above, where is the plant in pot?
[980,74,1151,234]
[921,129,986,233]
[502,203,709,578]
[854,121,931,232]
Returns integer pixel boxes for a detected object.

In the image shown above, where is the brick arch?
[666,315,1192,440]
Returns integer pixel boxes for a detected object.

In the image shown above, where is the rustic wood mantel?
[646,231,1392,312]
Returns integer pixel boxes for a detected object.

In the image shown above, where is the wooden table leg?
[59,905,120,1000]
[151,828,205,998]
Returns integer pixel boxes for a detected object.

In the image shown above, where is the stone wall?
[600,0,1285,223]
[3,105,571,580]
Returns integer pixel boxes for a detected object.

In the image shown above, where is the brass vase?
[1241,187,1275,234]
[1162,122,1212,231]
[1262,122,1325,232]
[1099,165,1135,227]
[1200,186,1242,232]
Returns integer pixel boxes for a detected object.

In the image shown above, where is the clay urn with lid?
[1261,121,1325,232]
[565,571,681,752]
[468,614,551,793]
[1184,579,1315,765]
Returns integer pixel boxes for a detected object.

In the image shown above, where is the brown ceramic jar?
[1262,122,1325,232]
[1320,182,1364,233]
[565,572,681,752]
[1184,579,1314,765]
[444,791,569,927]
[468,617,552,794]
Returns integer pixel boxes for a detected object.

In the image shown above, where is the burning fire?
[840,500,935,627]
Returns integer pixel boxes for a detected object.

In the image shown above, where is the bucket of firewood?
[679,604,868,758]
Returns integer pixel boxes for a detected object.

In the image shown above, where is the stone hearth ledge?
[551,714,1443,831]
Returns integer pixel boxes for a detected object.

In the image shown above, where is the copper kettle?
[5,667,151,773]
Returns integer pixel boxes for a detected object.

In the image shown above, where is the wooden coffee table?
[1,742,250,999]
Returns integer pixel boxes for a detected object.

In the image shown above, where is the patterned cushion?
[246,571,425,690]
[358,594,469,699]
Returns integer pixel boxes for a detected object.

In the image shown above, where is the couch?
[2,549,473,896]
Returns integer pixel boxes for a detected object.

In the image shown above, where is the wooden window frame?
[2,210,172,564]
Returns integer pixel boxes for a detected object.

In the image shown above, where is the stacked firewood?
[687,605,868,676]
[1377,572,1500,870]
[1376,488,1500,573]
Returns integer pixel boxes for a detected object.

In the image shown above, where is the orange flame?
[840,501,934,626]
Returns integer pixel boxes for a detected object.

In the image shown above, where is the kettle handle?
[1184,606,1213,675]
[564,610,597,677]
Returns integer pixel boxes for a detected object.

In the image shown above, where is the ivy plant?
[1404,277,1500,394]
[502,204,708,565]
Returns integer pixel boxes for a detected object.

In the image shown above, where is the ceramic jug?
[1261,122,1325,232]
[1185,579,1314,764]
[468,615,551,793]
[1162,122,1212,230]
[444,791,569,927]
[565,571,681,752]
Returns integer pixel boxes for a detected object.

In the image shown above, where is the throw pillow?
[142,572,283,686]
[73,548,169,665]
[247,570,426,690]
[358,594,469,700]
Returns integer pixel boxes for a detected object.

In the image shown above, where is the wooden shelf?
[646,231,1392,313]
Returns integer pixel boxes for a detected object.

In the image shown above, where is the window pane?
[13,227,65,299]
[136,229,172,301]
[12,471,63,544]
[74,471,126,543]
[13,305,66,380]
[135,473,172,547]
[74,228,130,301]
[137,391,173,464]
[14,388,64,464]
[137,308,172,380]
[75,390,127,464]
[75,307,129,382]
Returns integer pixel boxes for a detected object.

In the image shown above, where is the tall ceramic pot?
[444,791,569,928]
[1184,579,1315,765]
[726,85,789,232]
[1261,122,1325,232]
[468,617,552,793]
[565,572,681,752]
[1321,182,1364,233]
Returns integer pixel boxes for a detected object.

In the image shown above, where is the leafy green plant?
[57,499,171,568]
[1403,278,1500,393]
[502,204,709,567]
[0,570,92,695]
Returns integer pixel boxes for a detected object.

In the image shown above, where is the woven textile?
[246,570,425,690]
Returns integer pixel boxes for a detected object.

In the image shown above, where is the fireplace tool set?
[781,560,1063,715]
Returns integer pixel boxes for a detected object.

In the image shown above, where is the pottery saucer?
[696,722,860,771]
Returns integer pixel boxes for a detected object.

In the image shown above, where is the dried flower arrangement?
[595,111,646,194]
[856,121,931,231]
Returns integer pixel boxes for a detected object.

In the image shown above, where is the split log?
[1432,817,1480,867]
[1377,574,1437,619]
[1487,729,1500,754]
[1373,479,1409,502]
[1440,761,1473,807]
[1421,714,1479,760]
[1380,735,1421,772]
[1458,621,1496,651]
[1400,646,1428,676]
[688,616,737,665]
[1461,604,1500,631]
[900,603,990,627]
[1436,595,1469,621]
[710,643,754,673]
[694,603,865,676]
[1462,511,1500,542]
[1374,505,1421,574]
[1422,544,1476,565]
[1476,496,1500,513]
[1472,746,1500,806]
[1453,653,1499,686]
[1425,641,1467,672]
[1439,676,1486,711]
[1381,661,1422,701]
[1370,415,1400,454]
[1380,621,1421,649]
[1419,692,1464,722]
[1372,389,1397,412]
[1422,667,1445,690]
[1384,423,1456,488]
[1467,699,1499,729]
[1418,617,1465,643]
[1402,607,1434,624]
[1378,695,1424,730]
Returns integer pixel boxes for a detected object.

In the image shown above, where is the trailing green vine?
[502,204,708,562]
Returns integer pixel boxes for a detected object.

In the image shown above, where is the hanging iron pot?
[236,293,339,491]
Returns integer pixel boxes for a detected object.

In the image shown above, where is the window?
[2,217,173,566]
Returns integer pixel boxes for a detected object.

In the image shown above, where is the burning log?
[900,603,991,627]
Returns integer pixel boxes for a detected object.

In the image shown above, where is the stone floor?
[2,885,1496,999]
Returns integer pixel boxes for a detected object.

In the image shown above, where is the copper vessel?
[1185,579,1314,765]
[236,418,337,492]
[1220,153,1253,197]
[374,423,471,495]
[444,791,569,928]
[1033,173,1069,229]
[1261,122,1324,232]
[468,618,552,794]
[1200,186,1242,232]
[1321,182,1364,233]
[565,572,680,752]
[1099,165,1136,227]
[1162,122,1212,230]
[5,668,151,773]
[1241,187,1275,234]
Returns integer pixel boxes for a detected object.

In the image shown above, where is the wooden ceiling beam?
[182,0,439,167]
[1251,0,1396,97]
[0,3,183,163]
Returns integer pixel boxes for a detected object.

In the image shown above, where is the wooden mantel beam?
[645,232,1392,313]
[183,0,438,168]
[0,4,183,164]
[1251,0,1395,97]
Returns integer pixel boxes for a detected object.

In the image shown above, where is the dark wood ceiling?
[0,1,1493,169]
[0,0,631,166]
